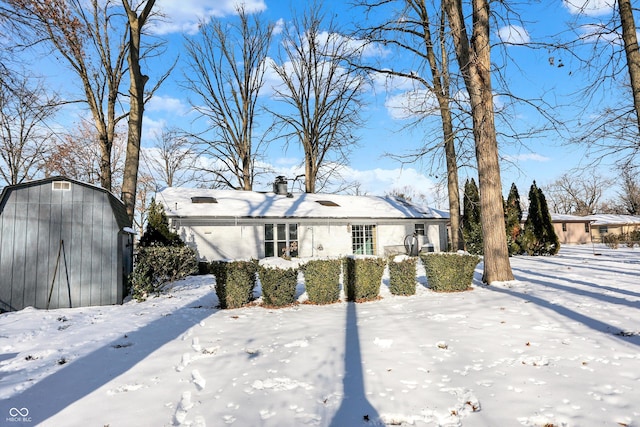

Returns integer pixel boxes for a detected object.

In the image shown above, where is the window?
[264,223,298,257]
[352,224,376,255]
[585,223,590,233]
[415,223,425,236]
[598,225,608,234]
[562,223,567,232]
[52,181,71,191]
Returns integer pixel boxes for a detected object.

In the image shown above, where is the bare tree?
[443,0,514,282]
[2,0,129,192]
[42,119,126,189]
[618,0,640,139]
[141,127,199,189]
[121,0,156,221]
[616,166,640,215]
[270,2,366,193]
[355,0,464,250]
[544,171,613,215]
[0,74,59,185]
[182,6,274,190]
[562,0,640,168]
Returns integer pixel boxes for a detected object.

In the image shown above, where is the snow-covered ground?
[1,245,639,427]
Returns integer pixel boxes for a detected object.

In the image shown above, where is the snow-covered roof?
[542,213,640,225]
[157,188,449,220]
[550,213,589,222]
[587,214,640,225]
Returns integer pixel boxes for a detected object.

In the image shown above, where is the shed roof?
[157,188,449,220]
[0,176,131,229]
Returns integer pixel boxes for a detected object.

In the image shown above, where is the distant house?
[588,214,640,242]
[157,184,449,261]
[0,177,134,312]
[544,213,640,244]
[551,214,593,245]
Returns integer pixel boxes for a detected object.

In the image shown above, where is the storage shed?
[0,177,134,312]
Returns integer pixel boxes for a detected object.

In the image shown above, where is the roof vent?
[316,200,340,207]
[273,176,289,195]
[191,196,217,204]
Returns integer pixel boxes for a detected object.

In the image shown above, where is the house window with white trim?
[352,224,376,255]
[264,223,298,257]
[415,223,425,236]
[562,223,567,232]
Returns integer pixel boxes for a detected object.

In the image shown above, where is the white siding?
[179,225,261,261]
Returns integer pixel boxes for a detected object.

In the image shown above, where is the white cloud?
[252,158,439,200]
[151,0,267,35]
[141,117,166,143]
[146,95,190,116]
[347,166,437,196]
[503,153,551,163]
[273,18,285,35]
[371,72,417,93]
[577,24,627,45]
[497,25,531,45]
[384,89,439,120]
[563,0,615,16]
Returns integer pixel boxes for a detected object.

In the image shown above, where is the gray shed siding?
[0,178,131,311]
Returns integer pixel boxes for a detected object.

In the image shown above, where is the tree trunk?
[619,0,640,136]
[98,129,112,192]
[305,150,316,193]
[121,0,155,221]
[444,0,513,282]
[442,117,463,251]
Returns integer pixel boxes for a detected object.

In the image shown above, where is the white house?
[157,185,449,261]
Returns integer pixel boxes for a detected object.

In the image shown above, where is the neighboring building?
[0,177,134,312]
[158,184,449,261]
[551,214,593,245]
[588,214,640,242]
[535,213,640,244]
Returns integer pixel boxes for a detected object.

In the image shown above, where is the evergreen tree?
[139,198,184,247]
[537,186,560,255]
[522,182,560,255]
[505,183,523,255]
[462,178,483,255]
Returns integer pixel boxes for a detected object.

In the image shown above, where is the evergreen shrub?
[130,246,198,300]
[603,234,620,249]
[420,253,480,292]
[301,259,341,304]
[344,257,386,302]
[211,260,258,309]
[139,199,183,247]
[258,265,299,307]
[388,256,417,296]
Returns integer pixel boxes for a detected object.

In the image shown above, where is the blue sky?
[27,0,631,206]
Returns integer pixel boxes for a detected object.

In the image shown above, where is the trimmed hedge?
[344,257,386,302]
[258,265,299,307]
[302,259,341,304]
[388,256,417,296]
[420,253,480,292]
[211,260,258,309]
[130,246,198,301]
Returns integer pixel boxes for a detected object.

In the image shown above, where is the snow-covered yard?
[1,245,639,426]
